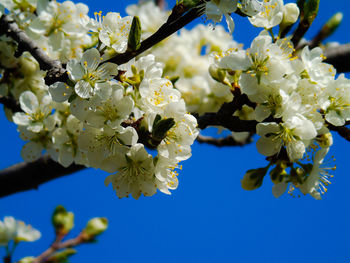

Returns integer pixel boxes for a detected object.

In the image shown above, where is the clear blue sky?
[1,1,350,262]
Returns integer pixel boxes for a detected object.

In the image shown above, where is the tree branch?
[324,44,350,73]
[196,88,258,133]
[0,155,84,198]
[328,123,350,142]
[196,134,253,147]
[34,234,85,263]
[0,14,67,86]
[0,95,21,112]
[105,3,205,65]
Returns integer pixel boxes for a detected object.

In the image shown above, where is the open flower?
[299,147,334,200]
[66,48,119,99]
[205,0,238,33]
[13,91,53,133]
[0,217,41,246]
[104,144,156,199]
[256,115,317,161]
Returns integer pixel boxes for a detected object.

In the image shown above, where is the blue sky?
[1,1,350,262]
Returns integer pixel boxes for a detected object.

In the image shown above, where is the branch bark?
[324,44,350,73]
[105,3,204,65]
[0,155,84,198]
[196,134,253,147]
[0,96,21,112]
[0,14,67,86]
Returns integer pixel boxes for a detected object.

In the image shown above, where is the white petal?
[75,80,93,98]
[19,91,38,114]
[81,48,100,70]
[272,182,287,198]
[21,141,42,162]
[49,82,73,102]
[12,113,30,126]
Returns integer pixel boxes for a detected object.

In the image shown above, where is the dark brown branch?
[196,134,253,147]
[0,155,84,198]
[106,4,204,65]
[196,88,258,133]
[0,95,21,112]
[324,44,350,73]
[0,14,67,85]
[328,123,350,142]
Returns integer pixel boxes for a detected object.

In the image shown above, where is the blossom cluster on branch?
[0,0,349,200]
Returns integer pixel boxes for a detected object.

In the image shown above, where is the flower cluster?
[211,0,345,199]
[0,0,347,200]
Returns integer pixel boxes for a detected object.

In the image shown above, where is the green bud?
[127,16,141,51]
[241,167,268,191]
[209,64,226,83]
[52,205,74,235]
[321,12,343,39]
[83,217,108,237]
[270,162,287,184]
[18,257,35,263]
[318,132,333,148]
[304,0,319,24]
[47,248,77,263]
[19,53,39,75]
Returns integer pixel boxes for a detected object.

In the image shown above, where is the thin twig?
[34,234,85,263]
[105,3,205,65]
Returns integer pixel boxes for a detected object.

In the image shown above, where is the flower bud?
[83,217,108,237]
[18,257,35,263]
[52,205,74,235]
[209,64,226,83]
[241,167,268,191]
[19,53,39,75]
[282,3,300,26]
[321,12,343,39]
[269,162,287,184]
[318,132,333,148]
[304,0,319,24]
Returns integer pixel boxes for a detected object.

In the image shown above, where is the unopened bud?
[241,167,268,191]
[270,162,287,184]
[52,205,74,235]
[83,217,108,237]
[282,3,300,26]
[321,12,343,39]
[318,132,333,148]
[209,64,226,83]
[304,0,319,24]
[19,53,39,75]
[18,257,35,263]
